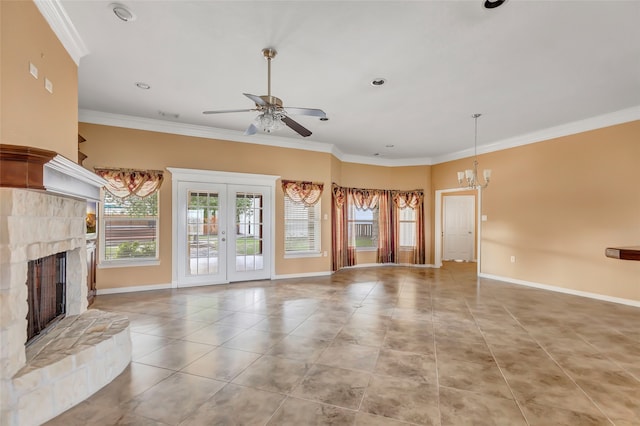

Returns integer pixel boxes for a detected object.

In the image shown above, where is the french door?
[175,180,272,286]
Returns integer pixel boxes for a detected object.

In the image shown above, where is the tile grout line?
[465,300,531,426]
[501,305,616,425]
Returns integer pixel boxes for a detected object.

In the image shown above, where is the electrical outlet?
[510,256,516,263]
[323,251,327,257]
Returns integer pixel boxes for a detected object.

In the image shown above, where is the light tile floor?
[46,263,640,425]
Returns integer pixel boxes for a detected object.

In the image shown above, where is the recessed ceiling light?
[484,0,507,9]
[371,78,386,87]
[110,3,136,22]
[135,82,150,90]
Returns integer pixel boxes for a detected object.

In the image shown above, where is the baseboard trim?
[96,282,174,295]
[273,271,333,280]
[479,273,640,308]
[345,263,436,269]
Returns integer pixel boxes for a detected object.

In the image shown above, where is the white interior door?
[176,182,271,287]
[443,195,475,261]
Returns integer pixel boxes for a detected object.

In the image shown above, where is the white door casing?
[434,187,482,274]
[168,168,279,288]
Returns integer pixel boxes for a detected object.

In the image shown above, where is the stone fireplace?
[0,145,132,425]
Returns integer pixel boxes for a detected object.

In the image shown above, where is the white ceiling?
[58,0,640,165]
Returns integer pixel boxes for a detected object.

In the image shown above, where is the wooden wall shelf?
[605,246,640,261]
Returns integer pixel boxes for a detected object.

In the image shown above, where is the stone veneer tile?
[52,367,90,413]
[0,283,27,323]
[11,367,45,395]
[70,345,97,366]
[17,383,55,426]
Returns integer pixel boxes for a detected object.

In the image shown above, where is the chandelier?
[457,113,491,189]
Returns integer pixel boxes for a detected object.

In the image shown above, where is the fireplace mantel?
[0,144,105,201]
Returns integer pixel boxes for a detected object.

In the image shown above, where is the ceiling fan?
[203,48,327,137]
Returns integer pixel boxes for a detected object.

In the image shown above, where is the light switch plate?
[29,62,38,79]
[45,78,53,93]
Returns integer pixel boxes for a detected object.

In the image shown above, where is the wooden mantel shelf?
[0,144,106,201]
[605,246,640,261]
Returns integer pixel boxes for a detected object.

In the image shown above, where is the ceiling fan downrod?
[262,48,277,99]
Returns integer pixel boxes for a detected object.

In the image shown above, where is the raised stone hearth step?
[6,310,131,426]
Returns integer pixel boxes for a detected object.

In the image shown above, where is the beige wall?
[1,0,78,160]
[79,124,336,288]
[432,121,640,301]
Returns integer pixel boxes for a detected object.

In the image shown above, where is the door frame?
[167,167,280,288]
[434,187,482,275]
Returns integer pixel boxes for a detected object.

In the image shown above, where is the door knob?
[221,238,226,242]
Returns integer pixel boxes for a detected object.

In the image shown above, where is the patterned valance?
[282,180,324,206]
[351,188,382,210]
[94,167,164,199]
[393,190,423,209]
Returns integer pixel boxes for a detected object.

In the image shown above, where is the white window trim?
[98,259,161,268]
[99,191,160,265]
[284,251,322,259]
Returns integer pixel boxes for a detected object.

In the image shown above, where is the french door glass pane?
[188,191,219,275]
[235,192,263,272]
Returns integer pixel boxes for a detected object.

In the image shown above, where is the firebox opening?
[25,252,67,346]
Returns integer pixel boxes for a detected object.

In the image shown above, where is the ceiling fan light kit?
[203,48,326,138]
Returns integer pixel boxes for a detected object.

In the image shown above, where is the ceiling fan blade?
[203,109,254,114]
[243,93,268,106]
[243,123,258,136]
[282,116,312,137]
[285,107,326,118]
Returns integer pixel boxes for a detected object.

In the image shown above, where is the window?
[398,206,417,247]
[102,191,159,262]
[348,205,379,249]
[284,196,321,255]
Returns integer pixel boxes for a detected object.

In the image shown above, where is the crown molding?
[80,105,640,168]
[79,109,436,167]
[338,153,434,167]
[34,0,89,65]
[79,109,338,155]
[432,105,640,164]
